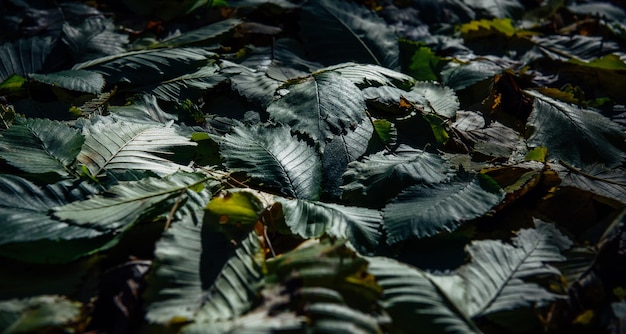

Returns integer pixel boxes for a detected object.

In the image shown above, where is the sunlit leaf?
[322,63,415,89]
[462,0,524,19]
[76,117,196,177]
[460,18,517,37]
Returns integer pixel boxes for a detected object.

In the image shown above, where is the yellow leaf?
[460,18,517,38]
[206,191,263,225]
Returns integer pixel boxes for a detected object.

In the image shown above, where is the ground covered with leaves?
[1,0,626,333]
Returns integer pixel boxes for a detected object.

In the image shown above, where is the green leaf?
[525,90,626,168]
[276,197,383,253]
[29,70,105,94]
[268,72,366,144]
[300,0,400,70]
[0,36,55,82]
[569,53,626,71]
[0,74,26,94]
[73,47,214,87]
[0,295,82,333]
[220,124,322,200]
[0,118,84,176]
[206,190,265,225]
[76,117,197,177]
[342,145,453,205]
[53,172,211,232]
[368,256,480,334]
[407,46,441,81]
[383,172,504,243]
[460,18,518,37]
[454,220,571,317]
[530,35,620,62]
[441,59,506,91]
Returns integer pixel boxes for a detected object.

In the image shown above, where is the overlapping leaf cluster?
[0,0,625,333]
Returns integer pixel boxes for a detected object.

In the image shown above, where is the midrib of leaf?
[320,5,381,67]
[533,93,600,158]
[91,127,149,176]
[473,236,540,316]
[26,122,76,176]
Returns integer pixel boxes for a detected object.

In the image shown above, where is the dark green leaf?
[155,19,242,48]
[268,72,366,144]
[300,0,400,70]
[0,118,84,176]
[276,197,383,253]
[383,172,504,243]
[454,220,571,317]
[53,172,211,232]
[30,70,105,94]
[525,90,626,168]
[368,257,480,334]
[0,36,56,82]
[220,124,322,200]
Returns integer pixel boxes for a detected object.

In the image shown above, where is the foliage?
[1,0,625,333]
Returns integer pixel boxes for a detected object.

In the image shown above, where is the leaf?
[0,36,56,82]
[550,162,626,205]
[221,61,283,107]
[569,53,626,71]
[220,124,322,200]
[0,118,84,176]
[53,172,211,232]
[0,295,82,333]
[383,172,504,244]
[0,175,109,263]
[241,38,322,82]
[142,185,214,324]
[29,70,105,94]
[73,47,214,87]
[276,197,383,253]
[451,110,522,159]
[454,220,572,317]
[146,63,227,102]
[71,90,114,119]
[76,117,197,177]
[108,94,178,123]
[194,231,265,322]
[441,59,508,91]
[61,16,128,62]
[300,0,400,70]
[367,257,480,334]
[462,0,524,19]
[525,90,626,168]
[206,190,265,225]
[321,120,373,199]
[268,72,367,144]
[304,303,382,333]
[529,35,620,62]
[460,18,518,38]
[410,81,459,118]
[342,144,454,205]
[321,63,415,89]
[155,19,242,48]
